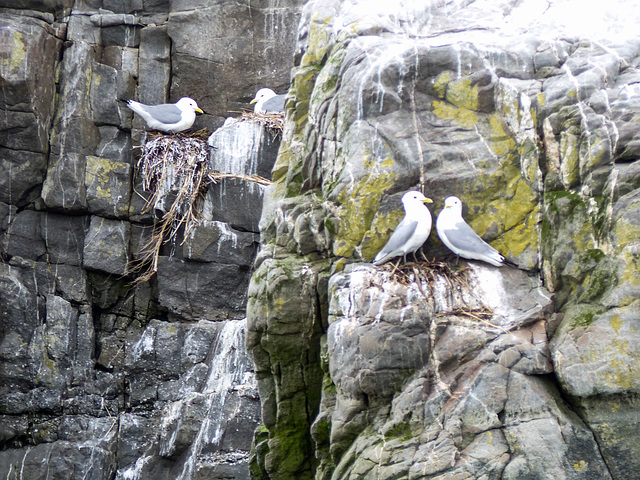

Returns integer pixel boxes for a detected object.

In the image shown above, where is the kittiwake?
[127,97,203,133]
[250,88,285,113]
[436,196,509,267]
[373,191,433,265]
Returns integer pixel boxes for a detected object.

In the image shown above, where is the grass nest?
[241,111,284,135]
[130,132,271,284]
[379,253,496,324]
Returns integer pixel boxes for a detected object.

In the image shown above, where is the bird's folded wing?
[380,219,418,254]
[140,104,184,124]
[444,221,498,254]
[262,95,286,113]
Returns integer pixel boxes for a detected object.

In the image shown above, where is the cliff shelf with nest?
[130,124,275,284]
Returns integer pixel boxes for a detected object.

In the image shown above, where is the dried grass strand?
[130,134,272,284]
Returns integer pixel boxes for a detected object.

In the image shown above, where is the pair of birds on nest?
[374,191,513,268]
[126,88,285,134]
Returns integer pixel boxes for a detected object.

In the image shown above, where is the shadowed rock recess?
[2,1,640,480]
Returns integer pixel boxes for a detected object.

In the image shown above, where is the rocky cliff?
[247,0,640,478]
[2,0,640,479]
[0,0,303,478]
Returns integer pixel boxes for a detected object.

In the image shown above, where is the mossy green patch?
[432,100,478,127]
[7,31,26,72]
[433,70,452,99]
[564,304,607,329]
[360,208,404,261]
[446,76,479,111]
[300,16,333,68]
[333,158,396,258]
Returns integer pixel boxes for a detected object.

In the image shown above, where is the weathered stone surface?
[0,15,60,207]
[85,155,132,218]
[4,0,640,478]
[0,148,47,207]
[247,1,640,478]
[156,257,250,320]
[41,153,88,212]
[2,210,47,261]
[183,220,258,266]
[137,25,171,105]
[0,15,60,153]
[167,0,305,125]
[0,0,300,476]
[83,216,130,275]
[204,119,280,231]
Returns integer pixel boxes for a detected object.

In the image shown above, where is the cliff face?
[247,0,640,478]
[2,0,640,479]
[0,0,304,478]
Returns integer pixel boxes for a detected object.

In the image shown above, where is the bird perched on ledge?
[436,196,512,267]
[250,88,286,113]
[127,97,203,133]
[373,191,433,266]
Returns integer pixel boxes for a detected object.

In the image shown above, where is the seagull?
[436,196,510,267]
[250,88,285,113]
[373,191,433,266]
[127,97,203,133]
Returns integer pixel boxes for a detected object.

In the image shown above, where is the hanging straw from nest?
[131,134,271,284]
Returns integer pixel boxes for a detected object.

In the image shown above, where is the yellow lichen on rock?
[333,157,396,259]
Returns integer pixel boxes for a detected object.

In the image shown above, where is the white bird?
[127,97,203,133]
[250,88,285,113]
[436,196,509,267]
[373,191,433,265]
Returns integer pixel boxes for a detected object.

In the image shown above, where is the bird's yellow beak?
[250,99,257,105]
[423,197,433,204]
[195,107,204,114]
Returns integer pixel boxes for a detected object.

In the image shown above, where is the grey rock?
[183,220,258,266]
[0,148,48,207]
[41,213,89,266]
[41,153,88,212]
[83,216,131,275]
[208,119,281,179]
[97,126,133,163]
[2,210,47,261]
[50,41,100,158]
[167,0,305,119]
[90,62,121,126]
[0,441,116,480]
[156,257,250,320]
[0,15,60,155]
[85,155,132,219]
[137,25,171,106]
[203,180,266,233]
[203,119,280,232]
[101,25,141,48]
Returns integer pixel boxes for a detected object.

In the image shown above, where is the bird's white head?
[443,196,463,212]
[402,190,433,207]
[176,97,204,113]
[251,88,277,104]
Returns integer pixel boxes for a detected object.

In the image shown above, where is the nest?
[131,133,271,284]
[241,111,284,134]
[380,253,496,324]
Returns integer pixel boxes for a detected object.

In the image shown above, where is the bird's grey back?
[444,220,498,254]
[136,103,183,124]
[262,95,285,113]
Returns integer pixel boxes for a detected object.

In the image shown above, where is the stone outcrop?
[3,0,640,478]
[247,0,640,478]
[0,0,302,478]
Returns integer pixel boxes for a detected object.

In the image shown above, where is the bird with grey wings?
[127,97,203,133]
[373,191,433,266]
